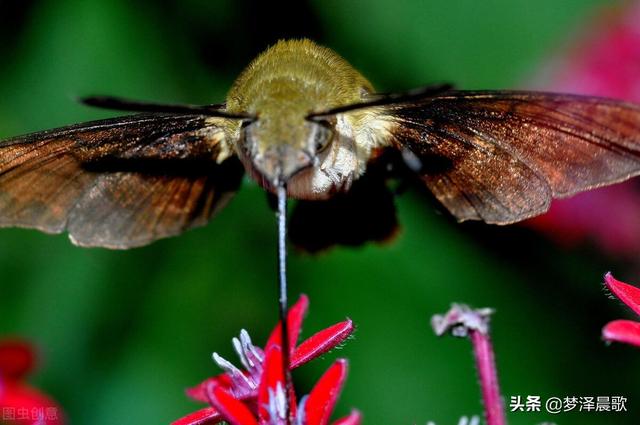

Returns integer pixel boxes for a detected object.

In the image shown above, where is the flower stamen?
[267,383,288,424]
[213,352,257,392]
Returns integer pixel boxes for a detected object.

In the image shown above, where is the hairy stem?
[432,304,506,425]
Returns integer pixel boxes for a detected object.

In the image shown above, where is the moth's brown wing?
[373,91,640,224]
[0,114,243,248]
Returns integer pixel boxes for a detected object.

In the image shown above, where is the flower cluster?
[602,273,640,347]
[207,346,360,425]
[173,295,356,425]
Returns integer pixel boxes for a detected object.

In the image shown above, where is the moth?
[1,38,640,250]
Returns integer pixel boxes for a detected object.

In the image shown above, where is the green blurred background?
[0,0,638,424]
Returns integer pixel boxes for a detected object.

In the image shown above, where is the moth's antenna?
[79,95,255,120]
[276,182,292,425]
[306,83,454,120]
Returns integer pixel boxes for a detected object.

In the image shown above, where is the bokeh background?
[1,0,639,424]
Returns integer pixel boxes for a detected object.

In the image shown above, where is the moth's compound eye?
[240,118,255,130]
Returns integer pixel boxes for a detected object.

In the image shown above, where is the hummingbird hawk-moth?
[1,38,640,250]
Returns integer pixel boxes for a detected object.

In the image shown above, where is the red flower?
[602,273,640,347]
[208,345,360,425]
[173,295,354,425]
[525,1,640,257]
[0,339,64,425]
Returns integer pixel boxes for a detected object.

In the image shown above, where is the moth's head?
[224,38,372,186]
[239,114,333,185]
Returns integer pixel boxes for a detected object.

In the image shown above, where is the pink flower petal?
[332,410,362,425]
[186,376,232,403]
[171,407,223,425]
[266,294,309,355]
[604,273,640,316]
[603,319,640,347]
[209,386,258,425]
[304,359,348,425]
[292,320,354,368]
[0,339,35,381]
